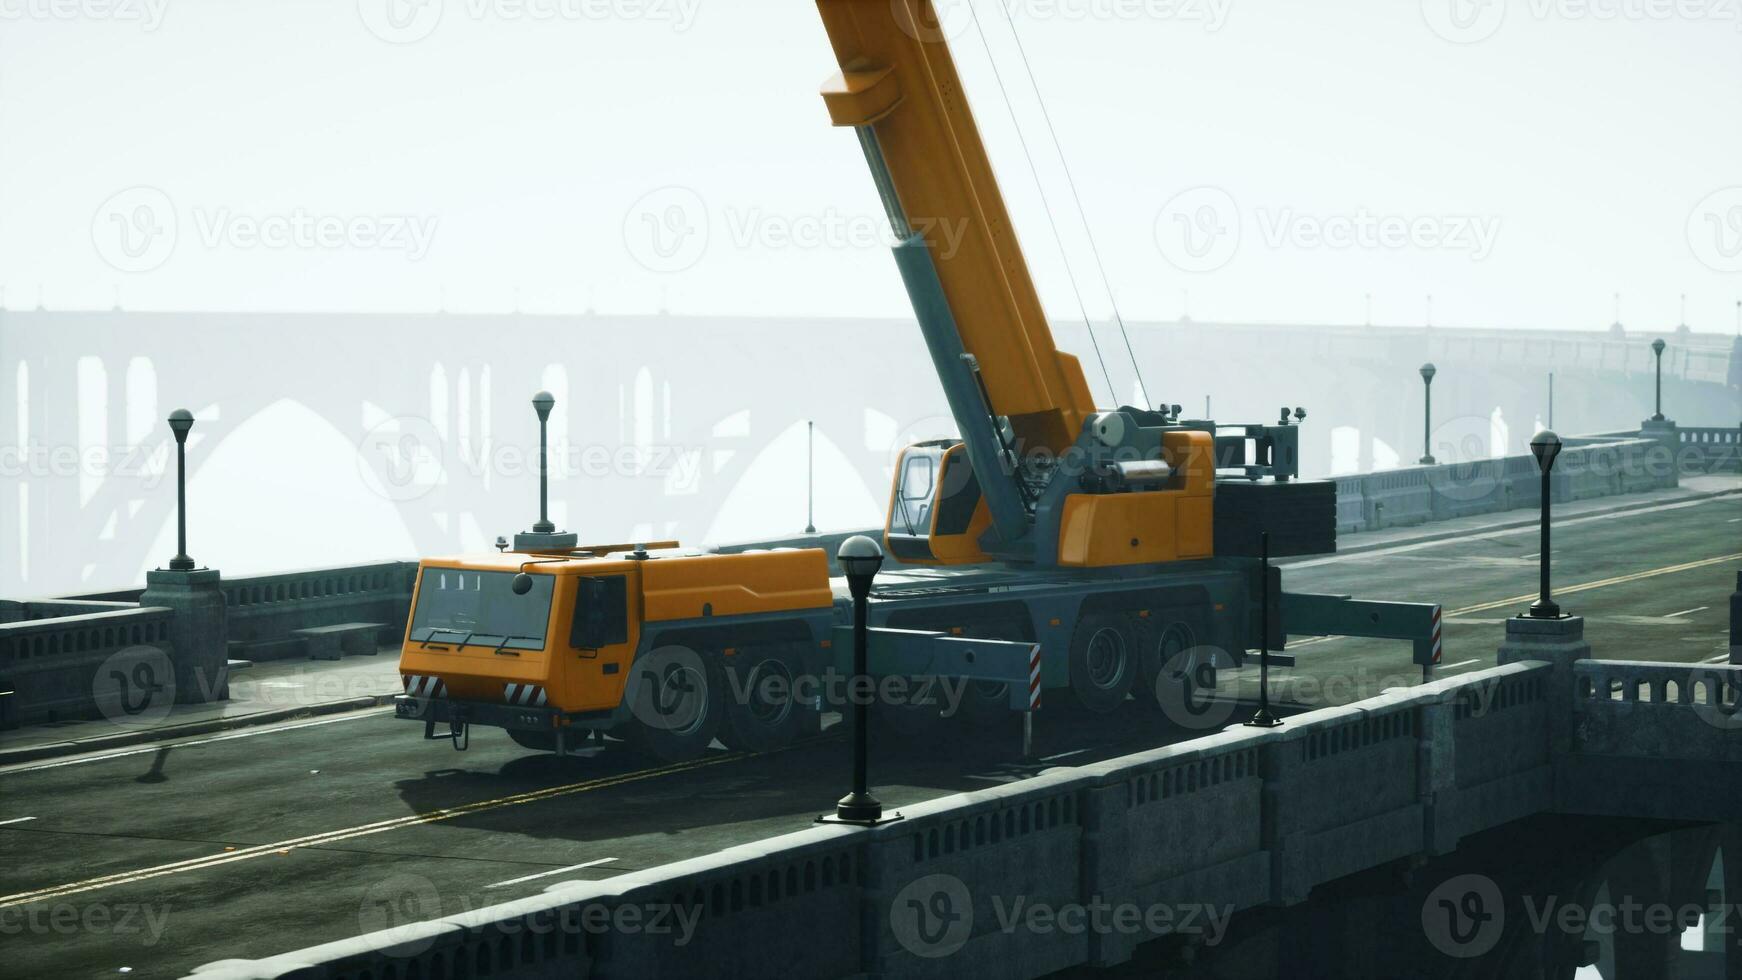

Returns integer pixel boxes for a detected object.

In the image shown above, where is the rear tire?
[1141,622,1226,728]
[1068,614,1135,714]
[624,645,724,764]
[719,644,809,753]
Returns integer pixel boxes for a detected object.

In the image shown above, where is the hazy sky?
[1,0,1738,331]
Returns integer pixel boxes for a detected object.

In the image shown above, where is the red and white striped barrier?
[1431,605,1443,665]
[1027,643,1043,712]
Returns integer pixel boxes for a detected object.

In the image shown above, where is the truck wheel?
[1068,614,1134,714]
[1143,623,1224,727]
[1141,622,1203,708]
[624,645,724,764]
[719,644,808,753]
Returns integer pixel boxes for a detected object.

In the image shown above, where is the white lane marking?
[0,816,37,826]
[1666,607,1708,619]
[1439,659,1483,670]
[1039,748,1092,762]
[1706,654,1736,664]
[1,707,392,776]
[486,858,619,889]
[1289,493,1741,569]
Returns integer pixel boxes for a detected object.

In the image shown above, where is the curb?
[0,693,399,768]
[1323,485,1741,559]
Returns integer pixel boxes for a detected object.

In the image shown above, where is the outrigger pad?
[1213,479,1338,558]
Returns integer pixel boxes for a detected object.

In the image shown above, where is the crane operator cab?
[885,440,993,565]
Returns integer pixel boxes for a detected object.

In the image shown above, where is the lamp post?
[1245,531,1282,729]
[167,410,196,571]
[805,420,816,535]
[1528,430,1563,619]
[1650,338,1666,422]
[531,391,556,534]
[826,535,890,824]
[1418,363,1437,465]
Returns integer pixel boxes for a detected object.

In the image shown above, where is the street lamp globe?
[531,390,556,422]
[1530,429,1562,475]
[838,535,884,586]
[1419,363,1437,385]
[167,408,195,443]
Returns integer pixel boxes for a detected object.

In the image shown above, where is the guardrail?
[1674,425,1742,474]
[0,607,176,727]
[1332,436,1678,533]
[222,562,417,660]
[189,662,1558,979]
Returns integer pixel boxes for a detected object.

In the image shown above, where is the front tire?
[624,645,724,764]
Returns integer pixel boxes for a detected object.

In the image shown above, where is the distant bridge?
[2,310,1736,595]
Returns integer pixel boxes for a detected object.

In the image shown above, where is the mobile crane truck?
[394,0,1444,763]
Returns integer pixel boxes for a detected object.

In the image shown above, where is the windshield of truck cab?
[408,568,554,651]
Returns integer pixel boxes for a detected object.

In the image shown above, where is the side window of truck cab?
[571,575,629,651]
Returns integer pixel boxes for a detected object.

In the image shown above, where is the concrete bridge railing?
[185,660,1611,980]
[220,562,417,660]
[1331,435,1679,533]
[0,607,176,728]
[1673,425,1742,473]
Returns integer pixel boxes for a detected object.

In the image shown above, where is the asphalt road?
[1,490,1736,979]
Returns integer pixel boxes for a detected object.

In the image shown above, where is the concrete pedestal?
[140,567,230,704]
[1498,615,1588,811]
[1639,418,1681,486]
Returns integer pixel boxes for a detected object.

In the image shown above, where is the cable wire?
[992,2,1156,411]
[963,0,1120,409]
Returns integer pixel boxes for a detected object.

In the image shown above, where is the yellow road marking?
[0,748,764,909]
[1445,553,1742,618]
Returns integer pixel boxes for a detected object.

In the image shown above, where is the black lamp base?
[1245,708,1284,729]
[1527,599,1562,619]
[168,556,196,571]
[818,791,901,827]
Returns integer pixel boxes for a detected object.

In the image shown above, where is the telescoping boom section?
[816,0,1219,569]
